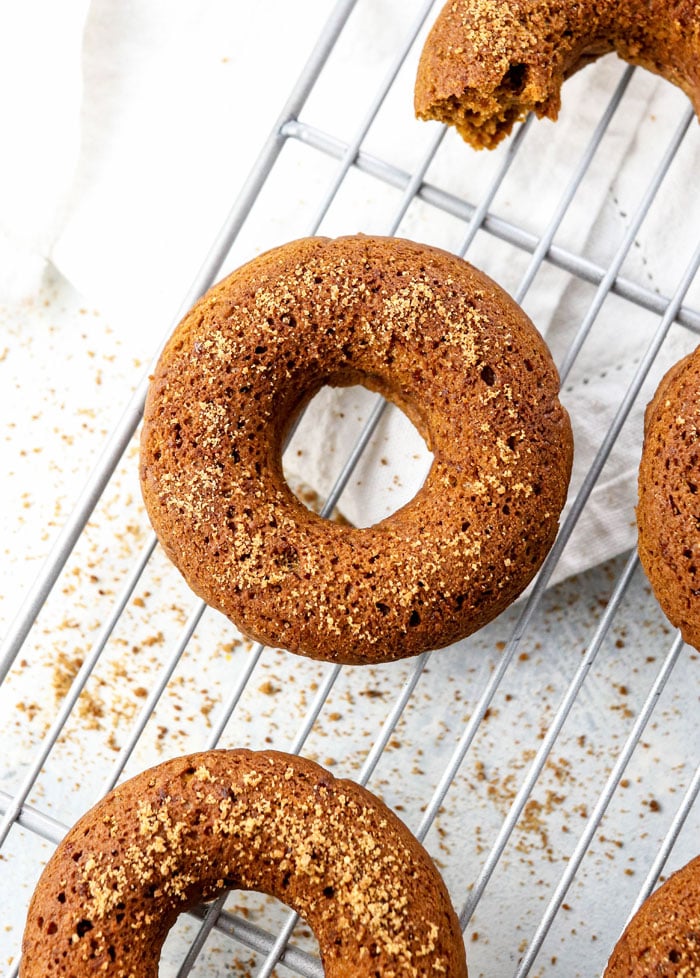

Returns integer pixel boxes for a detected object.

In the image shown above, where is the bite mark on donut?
[415,0,700,149]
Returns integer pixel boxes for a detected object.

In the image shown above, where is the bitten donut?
[415,0,700,149]
[604,854,700,978]
[637,345,700,651]
[140,234,572,664]
[20,749,468,978]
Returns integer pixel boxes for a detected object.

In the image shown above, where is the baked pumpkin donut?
[637,345,700,651]
[415,0,700,149]
[140,234,572,664]
[20,749,468,978]
[604,854,700,978]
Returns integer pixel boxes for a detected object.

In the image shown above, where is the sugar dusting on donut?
[141,235,572,663]
[20,750,468,977]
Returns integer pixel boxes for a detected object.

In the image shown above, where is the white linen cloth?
[1,0,699,589]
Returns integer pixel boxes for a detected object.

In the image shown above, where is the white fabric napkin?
[2,0,699,590]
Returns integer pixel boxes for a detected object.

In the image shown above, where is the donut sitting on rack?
[414,0,700,149]
[20,749,469,978]
[140,234,573,665]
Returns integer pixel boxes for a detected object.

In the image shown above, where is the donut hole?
[283,381,433,528]
[160,892,322,971]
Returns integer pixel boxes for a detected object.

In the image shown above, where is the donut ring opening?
[140,235,573,664]
[415,0,700,149]
[20,750,469,978]
[283,381,432,527]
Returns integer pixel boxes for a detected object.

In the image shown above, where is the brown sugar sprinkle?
[51,651,84,702]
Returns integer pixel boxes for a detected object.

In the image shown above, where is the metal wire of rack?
[1,1,699,977]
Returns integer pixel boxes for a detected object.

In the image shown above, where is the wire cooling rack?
[2,1,700,976]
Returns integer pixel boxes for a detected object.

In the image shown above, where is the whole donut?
[20,749,468,978]
[604,855,700,978]
[415,0,700,149]
[637,345,700,651]
[140,234,572,664]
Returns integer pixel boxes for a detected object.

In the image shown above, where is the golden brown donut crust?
[415,0,700,149]
[637,345,700,651]
[20,749,468,978]
[140,234,572,664]
[603,854,700,978]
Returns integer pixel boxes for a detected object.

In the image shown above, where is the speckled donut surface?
[20,749,468,978]
[604,854,700,978]
[415,0,700,149]
[140,234,572,664]
[637,346,700,651]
